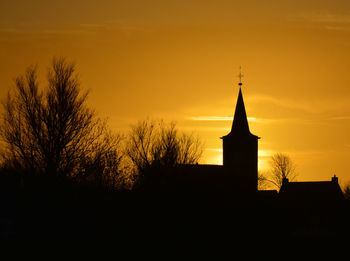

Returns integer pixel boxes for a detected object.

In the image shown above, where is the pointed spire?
[230,87,250,134]
[221,67,258,139]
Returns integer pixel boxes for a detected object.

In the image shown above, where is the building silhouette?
[166,78,344,204]
[221,87,259,193]
[164,80,261,196]
[279,175,344,201]
[162,78,347,240]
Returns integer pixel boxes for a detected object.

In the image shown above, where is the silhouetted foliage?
[125,119,203,189]
[258,171,270,190]
[0,58,124,188]
[343,183,350,200]
[76,128,129,189]
[268,152,297,189]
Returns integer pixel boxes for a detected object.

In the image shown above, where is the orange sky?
[1,0,350,186]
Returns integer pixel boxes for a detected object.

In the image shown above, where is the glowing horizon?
[204,148,274,172]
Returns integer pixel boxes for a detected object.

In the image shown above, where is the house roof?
[279,179,344,202]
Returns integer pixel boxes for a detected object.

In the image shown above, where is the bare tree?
[342,183,350,200]
[268,152,297,189]
[125,119,204,188]
[177,132,203,165]
[125,119,158,173]
[0,58,124,187]
[77,127,126,189]
[258,171,270,190]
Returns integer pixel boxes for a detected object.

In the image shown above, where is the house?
[279,175,344,202]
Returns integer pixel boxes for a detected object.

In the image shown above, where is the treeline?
[0,58,203,192]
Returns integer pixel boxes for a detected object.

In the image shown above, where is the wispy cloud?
[258,149,275,158]
[0,26,88,36]
[249,93,350,115]
[185,115,304,124]
[0,28,19,33]
[180,125,228,132]
[248,94,318,114]
[184,92,350,129]
[0,20,151,37]
[324,25,348,31]
[206,148,222,152]
[290,11,350,31]
[327,116,350,121]
[206,148,275,158]
[186,116,257,122]
[79,23,110,30]
[298,12,350,24]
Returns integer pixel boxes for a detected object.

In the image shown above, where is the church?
[160,78,347,239]
[165,78,344,205]
[166,82,259,196]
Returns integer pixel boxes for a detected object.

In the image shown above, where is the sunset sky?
[1,0,350,185]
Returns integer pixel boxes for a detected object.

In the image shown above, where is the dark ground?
[1,174,349,256]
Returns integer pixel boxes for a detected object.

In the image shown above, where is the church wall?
[222,134,258,193]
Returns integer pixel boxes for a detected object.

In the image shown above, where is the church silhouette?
[163,82,260,196]
[154,78,348,240]
[165,79,342,200]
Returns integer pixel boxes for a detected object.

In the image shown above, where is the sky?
[1,0,350,186]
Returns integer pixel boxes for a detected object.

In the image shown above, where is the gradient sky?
[1,0,350,186]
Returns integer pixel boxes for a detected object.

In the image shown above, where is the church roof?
[222,87,258,139]
[232,88,249,133]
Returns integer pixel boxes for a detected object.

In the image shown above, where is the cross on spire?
[238,66,243,86]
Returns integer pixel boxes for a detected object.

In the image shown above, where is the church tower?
[221,75,259,193]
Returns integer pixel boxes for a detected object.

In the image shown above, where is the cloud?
[0,19,151,38]
[0,26,86,36]
[206,148,222,152]
[249,93,350,115]
[0,28,19,33]
[248,94,319,114]
[327,116,350,121]
[206,148,274,158]
[185,115,313,125]
[289,11,350,31]
[183,92,350,131]
[300,12,350,24]
[180,125,228,132]
[324,25,348,31]
[258,149,275,158]
[186,116,257,122]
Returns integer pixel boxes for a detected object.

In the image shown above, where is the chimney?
[332,175,338,184]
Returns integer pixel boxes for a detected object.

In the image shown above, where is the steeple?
[221,69,259,193]
[230,87,250,135]
[223,68,256,138]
